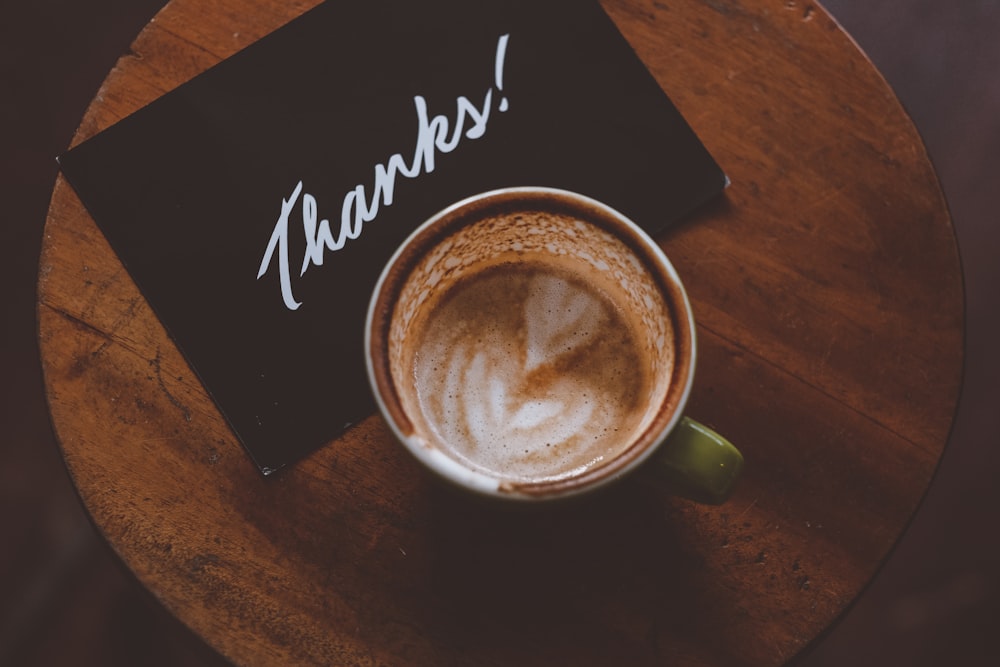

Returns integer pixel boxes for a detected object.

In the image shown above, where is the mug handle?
[650,417,744,504]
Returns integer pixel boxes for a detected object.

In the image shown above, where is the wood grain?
[37,0,964,665]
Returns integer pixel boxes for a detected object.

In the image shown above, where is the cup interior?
[367,188,694,498]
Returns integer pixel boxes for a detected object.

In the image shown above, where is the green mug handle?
[650,417,744,504]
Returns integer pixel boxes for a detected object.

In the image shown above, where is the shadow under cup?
[366,188,697,501]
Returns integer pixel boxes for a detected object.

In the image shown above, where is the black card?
[58,0,726,475]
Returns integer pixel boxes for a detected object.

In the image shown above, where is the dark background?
[1,1,996,665]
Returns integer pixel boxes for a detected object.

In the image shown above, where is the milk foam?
[412,264,647,482]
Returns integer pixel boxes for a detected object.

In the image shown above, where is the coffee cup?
[365,187,742,503]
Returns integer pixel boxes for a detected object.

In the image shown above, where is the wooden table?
[37,1,964,665]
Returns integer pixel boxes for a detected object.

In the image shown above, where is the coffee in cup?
[366,187,742,503]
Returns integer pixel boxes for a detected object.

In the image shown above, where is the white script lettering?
[257,34,511,311]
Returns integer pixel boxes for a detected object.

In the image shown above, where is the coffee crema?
[411,262,650,482]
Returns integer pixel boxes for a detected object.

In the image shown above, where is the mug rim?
[365,186,697,501]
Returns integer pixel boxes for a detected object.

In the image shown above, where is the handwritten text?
[257,34,511,310]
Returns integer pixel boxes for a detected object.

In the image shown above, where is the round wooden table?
[38,1,964,665]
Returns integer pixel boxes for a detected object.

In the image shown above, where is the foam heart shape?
[523,273,609,372]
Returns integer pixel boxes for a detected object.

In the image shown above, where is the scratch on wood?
[151,349,193,422]
[799,185,846,217]
[736,497,759,521]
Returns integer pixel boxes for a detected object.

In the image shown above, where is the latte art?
[413,264,649,481]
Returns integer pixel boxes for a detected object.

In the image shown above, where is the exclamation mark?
[495,34,510,112]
